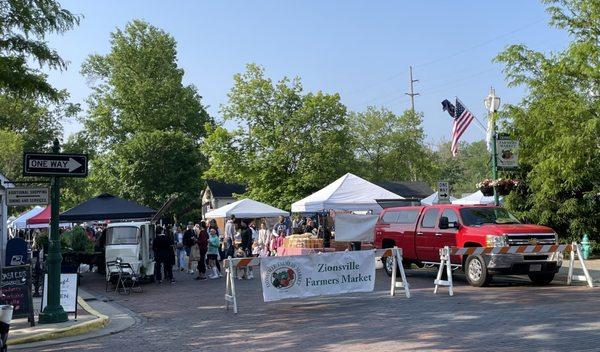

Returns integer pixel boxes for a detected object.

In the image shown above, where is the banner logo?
[264,260,303,291]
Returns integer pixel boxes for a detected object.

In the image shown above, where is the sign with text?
[1,265,34,323]
[496,137,519,169]
[437,181,450,202]
[23,153,88,177]
[260,250,375,302]
[41,273,78,313]
[6,187,49,206]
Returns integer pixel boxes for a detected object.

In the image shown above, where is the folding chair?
[116,262,143,295]
[105,260,120,292]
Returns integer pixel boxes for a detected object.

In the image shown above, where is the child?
[207,229,221,279]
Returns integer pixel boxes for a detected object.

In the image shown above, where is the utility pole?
[405,66,420,112]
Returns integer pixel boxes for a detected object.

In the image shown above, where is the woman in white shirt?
[257,221,270,256]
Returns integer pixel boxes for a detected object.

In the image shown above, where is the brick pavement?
[27,266,600,352]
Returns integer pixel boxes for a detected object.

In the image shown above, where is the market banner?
[260,250,376,302]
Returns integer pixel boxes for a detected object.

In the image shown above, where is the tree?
[350,107,436,183]
[203,64,355,209]
[81,20,211,217]
[0,130,24,180]
[0,0,79,100]
[495,0,600,240]
[90,131,203,213]
[434,140,489,195]
[81,20,210,150]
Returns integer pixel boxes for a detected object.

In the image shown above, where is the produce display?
[283,233,323,249]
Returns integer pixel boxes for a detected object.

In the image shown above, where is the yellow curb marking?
[7,296,109,346]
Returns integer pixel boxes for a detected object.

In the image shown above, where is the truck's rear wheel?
[465,255,491,287]
[528,272,555,285]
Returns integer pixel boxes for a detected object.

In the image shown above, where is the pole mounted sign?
[6,187,49,206]
[437,181,450,203]
[23,153,88,177]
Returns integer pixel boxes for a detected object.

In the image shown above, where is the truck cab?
[375,204,561,286]
[105,221,156,280]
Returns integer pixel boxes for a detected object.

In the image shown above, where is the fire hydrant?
[581,233,591,260]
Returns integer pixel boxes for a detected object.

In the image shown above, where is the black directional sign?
[23,153,88,177]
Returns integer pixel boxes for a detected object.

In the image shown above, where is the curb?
[7,296,109,346]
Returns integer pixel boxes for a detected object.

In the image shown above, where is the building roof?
[205,180,246,198]
[374,181,434,199]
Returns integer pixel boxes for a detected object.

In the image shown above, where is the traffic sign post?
[437,181,450,204]
[23,153,87,177]
[35,140,80,324]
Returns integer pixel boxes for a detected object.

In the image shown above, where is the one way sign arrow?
[23,153,88,177]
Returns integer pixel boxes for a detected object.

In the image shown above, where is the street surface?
[29,267,600,352]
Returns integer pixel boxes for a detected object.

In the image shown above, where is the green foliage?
[81,20,211,150]
[0,130,24,181]
[435,140,490,195]
[0,0,80,100]
[90,131,203,213]
[350,107,437,183]
[495,0,600,239]
[203,63,355,210]
[80,20,212,217]
[68,226,94,253]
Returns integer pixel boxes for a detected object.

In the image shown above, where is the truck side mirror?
[439,216,449,229]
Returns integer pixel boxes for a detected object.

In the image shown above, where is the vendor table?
[276,247,336,256]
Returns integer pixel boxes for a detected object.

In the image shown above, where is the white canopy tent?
[205,198,289,218]
[8,206,44,230]
[452,191,503,205]
[421,191,457,205]
[291,173,403,213]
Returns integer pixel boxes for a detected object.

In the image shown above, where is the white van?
[105,221,156,280]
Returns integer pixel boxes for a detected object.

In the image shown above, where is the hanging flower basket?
[495,179,519,196]
[476,179,495,196]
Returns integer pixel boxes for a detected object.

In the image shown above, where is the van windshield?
[106,227,139,245]
[459,207,521,226]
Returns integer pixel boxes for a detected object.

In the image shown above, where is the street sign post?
[6,188,49,206]
[437,181,450,203]
[23,153,87,177]
[32,141,74,324]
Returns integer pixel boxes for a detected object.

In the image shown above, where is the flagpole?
[456,97,488,136]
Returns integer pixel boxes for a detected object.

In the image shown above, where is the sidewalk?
[557,257,600,284]
[8,288,137,350]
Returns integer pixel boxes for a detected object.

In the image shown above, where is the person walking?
[207,228,221,279]
[153,226,174,284]
[208,219,223,276]
[182,222,196,274]
[224,215,236,258]
[195,222,209,281]
[240,221,254,279]
[257,221,270,256]
[174,225,186,271]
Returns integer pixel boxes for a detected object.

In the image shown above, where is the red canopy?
[27,206,51,225]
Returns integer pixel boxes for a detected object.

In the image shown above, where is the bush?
[67,226,94,253]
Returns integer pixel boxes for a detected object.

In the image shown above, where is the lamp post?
[484,88,501,206]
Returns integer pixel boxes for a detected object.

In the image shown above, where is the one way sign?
[23,153,88,177]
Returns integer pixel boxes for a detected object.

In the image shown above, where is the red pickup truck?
[374,204,561,287]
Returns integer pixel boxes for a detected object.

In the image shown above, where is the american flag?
[441,98,474,156]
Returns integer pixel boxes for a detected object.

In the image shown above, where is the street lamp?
[484,88,501,206]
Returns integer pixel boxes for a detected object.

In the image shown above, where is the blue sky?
[44,1,570,146]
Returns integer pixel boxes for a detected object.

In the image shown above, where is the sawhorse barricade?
[224,247,410,314]
[434,242,593,296]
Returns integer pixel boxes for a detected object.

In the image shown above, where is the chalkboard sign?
[41,274,78,318]
[1,265,34,326]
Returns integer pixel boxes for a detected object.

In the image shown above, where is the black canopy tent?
[60,193,156,221]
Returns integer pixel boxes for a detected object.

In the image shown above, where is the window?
[441,209,459,224]
[397,210,419,224]
[106,226,139,245]
[381,211,400,224]
[421,209,439,228]
[459,207,520,226]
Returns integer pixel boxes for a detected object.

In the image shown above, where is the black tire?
[528,272,555,285]
[465,254,491,287]
[382,256,398,277]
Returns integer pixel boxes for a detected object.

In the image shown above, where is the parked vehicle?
[105,221,156,280]
[374,204,561,287]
